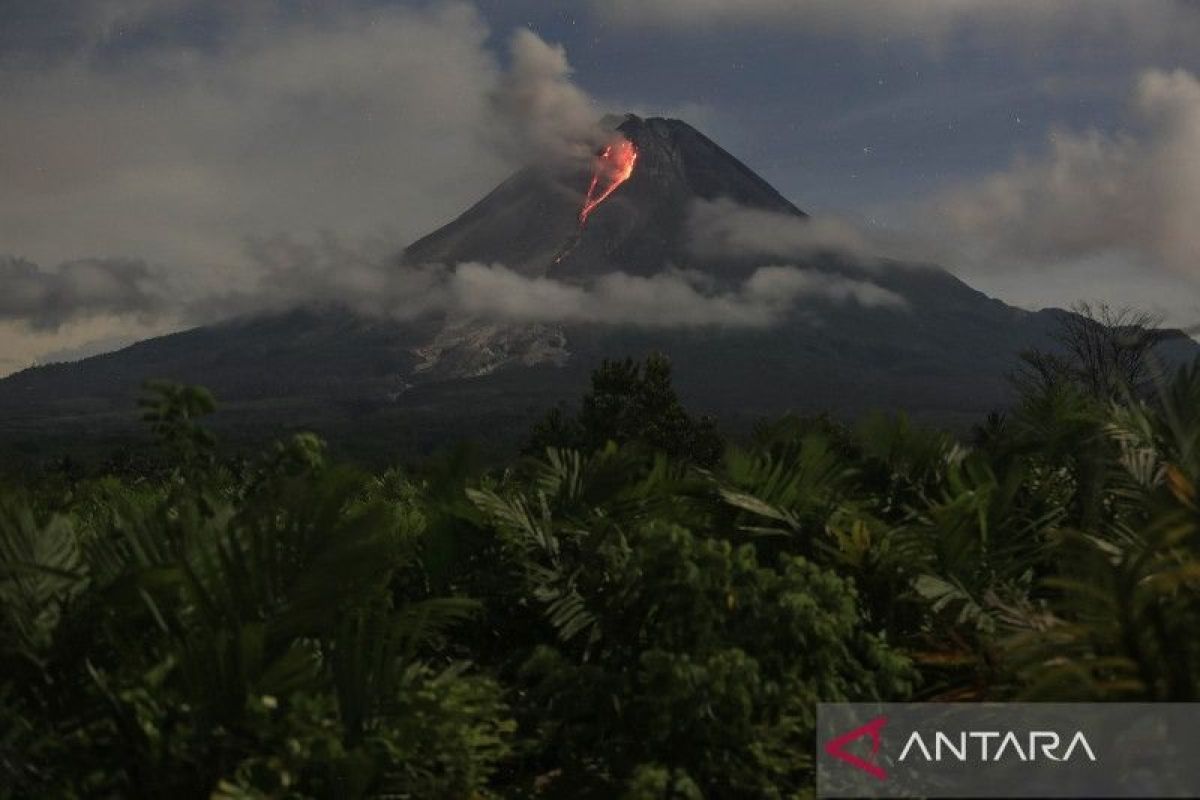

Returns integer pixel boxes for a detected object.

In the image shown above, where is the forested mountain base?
[4,343,1200,798]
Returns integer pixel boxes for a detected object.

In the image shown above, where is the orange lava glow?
[579,137,638,226]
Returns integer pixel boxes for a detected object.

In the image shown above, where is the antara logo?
[898,730,1097,763]
[823,717,1098,781]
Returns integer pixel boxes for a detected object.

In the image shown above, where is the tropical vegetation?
[3,310,1199,798]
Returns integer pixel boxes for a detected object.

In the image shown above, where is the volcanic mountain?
[0,114,1195,459]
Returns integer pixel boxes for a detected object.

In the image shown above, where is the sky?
[2,0,1200,376]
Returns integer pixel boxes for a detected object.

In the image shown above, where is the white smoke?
[489,29,607,165]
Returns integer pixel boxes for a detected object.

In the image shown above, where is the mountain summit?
[0,115,1194,457]
[404,115,804,280]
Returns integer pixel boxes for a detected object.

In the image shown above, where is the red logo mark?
[824,715,888,781]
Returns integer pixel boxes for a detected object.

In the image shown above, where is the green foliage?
[469,442,910,796]
[526,354,725,467]
[139,380,218,469]
[513,525,909,798]
[6,339,1200,796]
[0,422,511,798]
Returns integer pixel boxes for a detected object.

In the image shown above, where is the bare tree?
[1015,302,1165,401]
[1012,348,1073,397]
[1059,302,1164,399]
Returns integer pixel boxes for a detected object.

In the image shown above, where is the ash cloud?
[0,256,170,330]
[489,30,607,166]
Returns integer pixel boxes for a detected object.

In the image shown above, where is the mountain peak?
[617,114,805,218]
[403,115,805,279]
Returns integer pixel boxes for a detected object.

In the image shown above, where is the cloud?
[592,0,1200,48]
[196,233,451,322]
[688,198,875,262]
[0,256,169,330]
[928,69,1200,280]
[451,263,905,327]
[686,197,946,272]
[1,2,508,285]
[0,2,614,291]
[2,227,909,341]
[220,234,905,329]
[0,209,911,373]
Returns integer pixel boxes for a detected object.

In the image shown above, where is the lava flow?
[578,137,638,226]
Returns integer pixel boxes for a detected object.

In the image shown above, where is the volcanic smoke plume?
[579,137,638,226]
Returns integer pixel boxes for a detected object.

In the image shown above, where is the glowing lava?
[578,137,637,226]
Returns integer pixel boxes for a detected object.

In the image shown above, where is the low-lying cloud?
[688,198,876,263]
[229,234,906,329]
[2,235,907,336]
[687,197,941,271]
[450,263,905,327]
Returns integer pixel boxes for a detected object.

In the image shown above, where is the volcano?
[0,114,1195,460]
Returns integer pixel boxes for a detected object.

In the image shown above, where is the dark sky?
[469,1,1197,215]
[1,0,1198,372]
